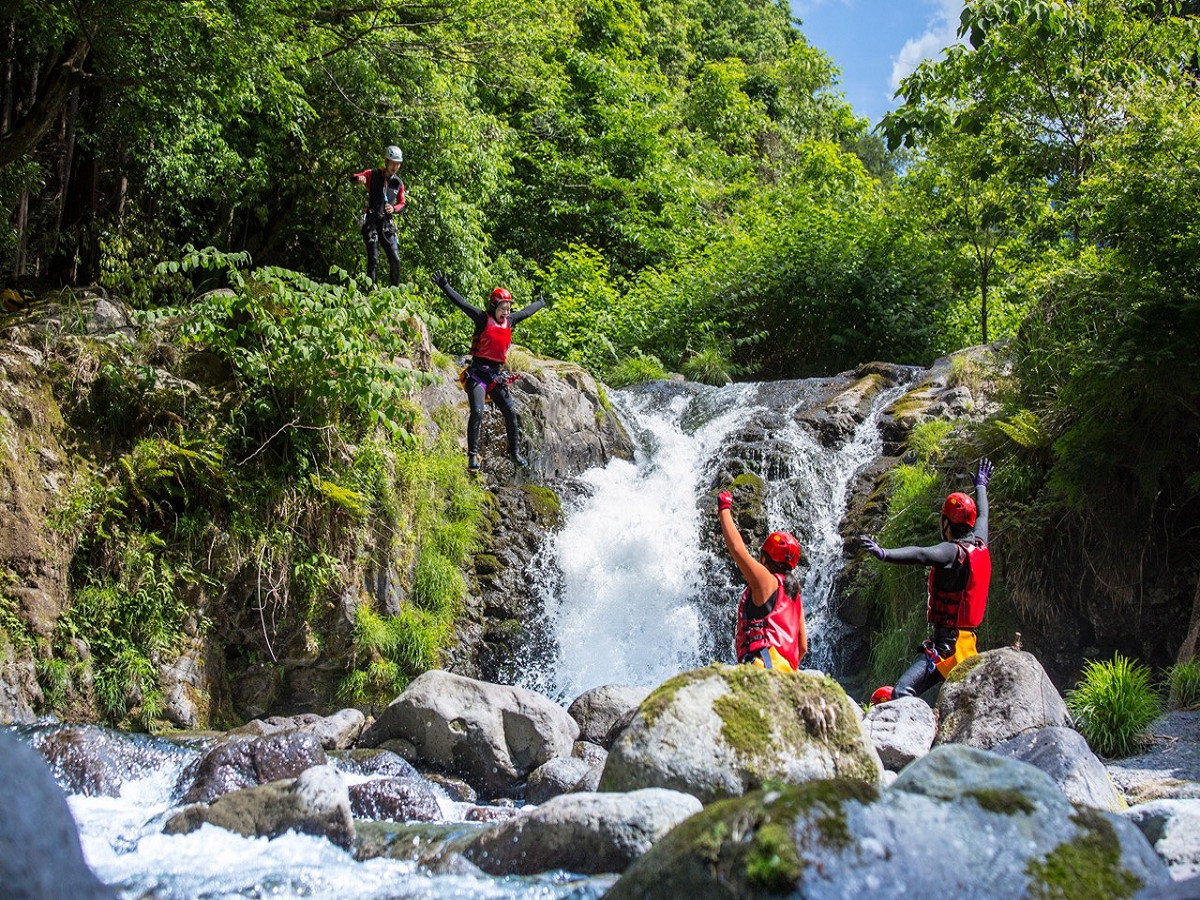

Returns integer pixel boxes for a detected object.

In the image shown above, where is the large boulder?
[863,696,936,771]
[0,729,115,899]
[606,744,1170,899]
[568,684,652,747]
[357,669,579,798]
[600,665,883,804]
[936,647,1071,749]
[462,788,701,876]
[165,764,354,849]
[182,732,327,803]
[992,726,1124,811]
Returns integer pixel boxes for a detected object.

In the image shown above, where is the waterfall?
[525,377,909,702]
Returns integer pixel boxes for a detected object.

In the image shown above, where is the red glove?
[718,491,732,512]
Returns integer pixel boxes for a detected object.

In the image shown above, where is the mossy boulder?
[599,664,883,804]
[606,744,1170,900]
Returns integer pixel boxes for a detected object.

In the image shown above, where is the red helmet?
[870,685,894,705]
[942,492,977,527]
[490,287,512,306]
[761,531,801,570]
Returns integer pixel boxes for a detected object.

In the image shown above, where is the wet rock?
[463,788,702,876]
[568,684,652,747]
[166,763,354,849]
[348,776,441,822]
[465,804,521,823]
[0,729,115,898]
[606,745,1169,899]
[182,731,327,803]
[600,665,882,804]
[864,696,936,771]
[333,747,419,779]
[935,647,1071,749]
[424,772,477,803]
[525,755,593,804]
[993,726,1123,811]
[33,724,184,798]
[231,709,366,750]
[357,669,578,799]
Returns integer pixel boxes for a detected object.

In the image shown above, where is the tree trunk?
[0,36,89,168]
[1177,572,1200,665]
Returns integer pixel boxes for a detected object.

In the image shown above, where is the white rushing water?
[59,742,611,899]
[528,378,907,701]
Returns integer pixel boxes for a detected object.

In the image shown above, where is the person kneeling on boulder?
[717,488,807,672]
[863,458,994,704]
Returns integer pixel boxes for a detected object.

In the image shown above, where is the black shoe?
[509,450,528,468]
[467,453,481,472]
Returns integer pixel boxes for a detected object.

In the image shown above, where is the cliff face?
[0,295,632,726]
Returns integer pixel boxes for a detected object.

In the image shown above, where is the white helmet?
[385,145,403,163]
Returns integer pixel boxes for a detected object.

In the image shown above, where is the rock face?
[992,726,1124,811]
[863,696,937,771]
[462,788,702,876]
[606,744,1170,899]
[357,669,580,798]
[0,729,115,899]
[600,665,883,804]
[166,763,355,849]
[935,648,1071,749]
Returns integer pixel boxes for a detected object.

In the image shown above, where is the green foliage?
[1066,653,1163,759]
[1167,658,1200,711]
[682,345,734,386]
[607,351,668,387]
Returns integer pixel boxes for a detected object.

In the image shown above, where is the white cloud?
[890,0,963,94]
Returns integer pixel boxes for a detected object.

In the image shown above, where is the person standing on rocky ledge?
[432,270,548,473]
[863,458,994,703]
[716,488,807,671]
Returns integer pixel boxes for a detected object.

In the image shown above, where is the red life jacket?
[736,574,803,670]
[472,314,513,363]
[927,538,991,629]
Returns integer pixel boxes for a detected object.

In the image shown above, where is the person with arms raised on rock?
[863,458,994,703]
[716,488,807,671]
[432,270,548,473]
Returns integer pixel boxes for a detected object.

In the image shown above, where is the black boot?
[509,447,528,468]
[467,453,481,472]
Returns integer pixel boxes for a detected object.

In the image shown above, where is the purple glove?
[718,490,732,512]
[975,458,994,489]
[861,536,887,560]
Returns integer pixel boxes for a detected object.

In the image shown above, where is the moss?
[1025,808,1143,899]
[709,666,881,784]
[520,484,562,528]
[966,788,1037,816]
[944,651,986,683]
[640,666,716,727]
[745,821,803,891]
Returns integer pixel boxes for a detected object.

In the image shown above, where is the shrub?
[606,351,667,387]
[682,346,734,386]
[1066,653,1163,758]
[1167,657,1200,711]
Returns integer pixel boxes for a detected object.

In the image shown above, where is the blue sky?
[789,0,964,125]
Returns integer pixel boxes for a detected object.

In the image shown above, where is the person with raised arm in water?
[432,270,548,473]
[862,458,994,703]
[717,488,807,671]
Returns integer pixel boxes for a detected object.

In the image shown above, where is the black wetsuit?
[436,281,545,459]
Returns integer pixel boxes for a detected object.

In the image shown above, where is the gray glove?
[975,457,994,489]
[861,536,887,560]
